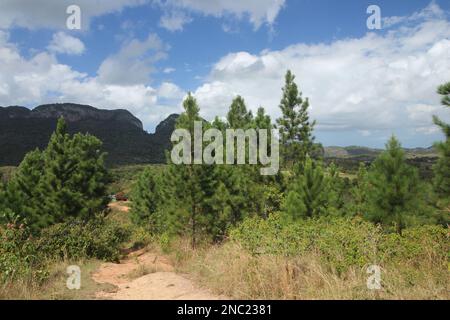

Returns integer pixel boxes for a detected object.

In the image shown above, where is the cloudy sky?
[0,0,449,147]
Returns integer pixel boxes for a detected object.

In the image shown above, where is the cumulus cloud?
[158,82,185,99]
[0,30,182,131]
[191,3,450,145]
[97,33,167,85]
[47,32,85,55]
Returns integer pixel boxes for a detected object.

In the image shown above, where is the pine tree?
[253,107,272,131]
[69,132,110,217]
[366,136,421,234]
[276,70,316,168]
[432,82,450,198]
[347,162,369,217]
[38,118,109,223]
[131,168,161,230]
[167,93,219,247]
[5,149,47,230]
[227,96,253,129]
[327,162,345,215]
[212,116,227,132]
[3,118,109,231]
[283,156,328,219]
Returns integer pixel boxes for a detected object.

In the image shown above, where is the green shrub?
[231,214,448,274]
[0,222,48,283]
[0,214,131,284]
[378,225,448,266]
[37,215,131,262]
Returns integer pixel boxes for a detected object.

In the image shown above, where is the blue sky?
[0,0,449,148]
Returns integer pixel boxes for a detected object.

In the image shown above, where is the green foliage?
[276,70,316,168]
[4,150,47,229]
[231,214,381,273]
[38,119,110,222]
[130,75,447,255]
[131,167,162,229]
[365,136,423,233]
[227,96,253,129]
[433,138,450,199]
[437,81,450,107]
[37,215,130,262]
[379,225,448,266]
[231,214,448,274]
[132,94,283,245]
[344,162,369,217]
[1,118,110,232]
[253,107,272,131]
[282,157,329,219]
[0,214,130,283]
[0,220,47,283]
[326,162,348,215]
[433,81,450,198]
[165,93,220,247]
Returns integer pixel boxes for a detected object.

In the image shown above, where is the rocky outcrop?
[1,103,143,129]
[0,103,179,167]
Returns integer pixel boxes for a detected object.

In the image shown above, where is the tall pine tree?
[276,70,316,168]
[131,167,162,231]
[167,93,221,247]
[366,136,421,234]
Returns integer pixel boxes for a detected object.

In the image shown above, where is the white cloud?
[0,0,148,30]
[383,1,445,28]
[158,82,184,99]
[47,32,85,55]
[163,67,176,74]
[0,0,285,32]
[98,33,167,85]
[159,11,192,31]
[191,3,450,141]
[155,0,285,30]
[0,30,181,131]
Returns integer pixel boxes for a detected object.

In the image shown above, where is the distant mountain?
[0,103,179,167]
[323,145,436,159]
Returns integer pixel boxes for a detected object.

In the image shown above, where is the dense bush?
[230,214,448,274]
[0,222,47,283]
[0,215,130,284]
[379,225,448,266]
[37,215,130,262]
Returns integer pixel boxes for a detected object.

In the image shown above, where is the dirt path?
[94,201,225,300]
[108,201,130,212]
[92,246,224,300]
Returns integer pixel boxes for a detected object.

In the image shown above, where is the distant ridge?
[323,145,436,158]
[0,103,178,166]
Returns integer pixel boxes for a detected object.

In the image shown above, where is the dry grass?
[164,239,449,300]
[126,262,160,280]
[0,259,114,300]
